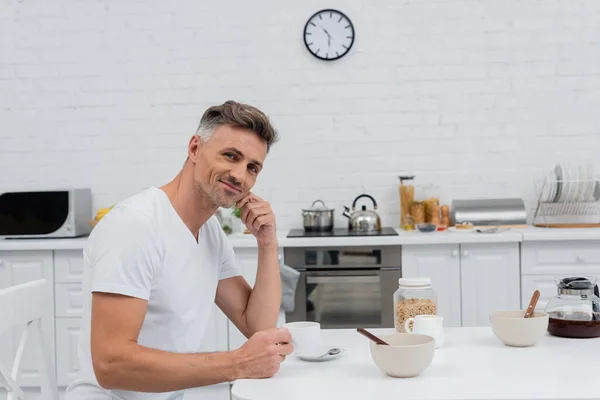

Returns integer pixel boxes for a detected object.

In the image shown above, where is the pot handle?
[311,200,326,207]
[352,194,377,210]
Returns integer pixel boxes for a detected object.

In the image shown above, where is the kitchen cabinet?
[459,243,520,326]
[0,251,55,389]
[401,244,462,327]
[228,247,286,351]
[402,243,521,327]
[521,240,600,311]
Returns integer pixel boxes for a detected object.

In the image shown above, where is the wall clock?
[303,9,355,61]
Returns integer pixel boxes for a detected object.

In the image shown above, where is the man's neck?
[160,165,217,241]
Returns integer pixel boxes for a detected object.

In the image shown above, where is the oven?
[284,245,401,329]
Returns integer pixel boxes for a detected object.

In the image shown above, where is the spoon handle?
[356,328,389,345]
[524,290,541,318]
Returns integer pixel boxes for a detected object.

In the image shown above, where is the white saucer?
[296,347,344,362]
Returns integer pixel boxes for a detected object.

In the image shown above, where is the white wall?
[2,0,599,231]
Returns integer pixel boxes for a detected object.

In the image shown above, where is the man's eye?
[249,165,258,173]
[224,153,235,159]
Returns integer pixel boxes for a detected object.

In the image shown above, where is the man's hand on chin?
[236,193,278,248]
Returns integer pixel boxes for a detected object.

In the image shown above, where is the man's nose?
[229,165,245,185]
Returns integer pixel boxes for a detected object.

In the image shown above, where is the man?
[66,100,293,400]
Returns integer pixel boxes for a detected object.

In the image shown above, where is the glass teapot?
[545,276,600,338]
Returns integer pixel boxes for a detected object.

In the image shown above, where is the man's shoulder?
[84,188,165,250]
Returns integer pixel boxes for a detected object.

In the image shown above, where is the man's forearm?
[244,243,281,333]
[94,343,238,392]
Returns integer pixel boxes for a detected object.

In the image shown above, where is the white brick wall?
[2,0,600,231]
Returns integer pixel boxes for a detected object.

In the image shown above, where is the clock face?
[303,9,355,61]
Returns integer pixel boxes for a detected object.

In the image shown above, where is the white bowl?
[369,333,435,378]
[490,310,549,347]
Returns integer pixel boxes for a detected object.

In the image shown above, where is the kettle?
[342,194,381,232]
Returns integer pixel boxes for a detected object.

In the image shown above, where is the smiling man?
[66,101,293,400]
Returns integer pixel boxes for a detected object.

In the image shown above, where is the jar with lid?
[398,176,415,230]
[544,276,600,338]
[393,277,438,333]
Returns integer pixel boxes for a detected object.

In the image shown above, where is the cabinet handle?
[452,250,459,257]
[576,255,585,262]
[0,260,3,266]
[462,250,469,257]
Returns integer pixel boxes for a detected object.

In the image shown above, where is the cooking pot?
[342,194,381,232]
[302,200,334,232]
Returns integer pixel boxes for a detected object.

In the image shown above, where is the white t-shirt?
[66,187,242,400]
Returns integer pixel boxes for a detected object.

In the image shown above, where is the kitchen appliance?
[284,243,401,329]
[0,188,92,239]
[302,200,334,232]
[450,198,527,227]
[545,276,600,338]
[287,227,398,238]
[342,194,381,232]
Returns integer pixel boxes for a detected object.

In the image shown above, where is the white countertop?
[231,327,600,400]
[2,227,600,251]
[0,237,88,251]
[519,226,600,241]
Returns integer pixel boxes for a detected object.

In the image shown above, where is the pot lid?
[303,200,334,212]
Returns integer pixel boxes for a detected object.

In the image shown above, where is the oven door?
[287,268,400,329]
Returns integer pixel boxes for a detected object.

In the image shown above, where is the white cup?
[404,315,444,348]
[282,321,320,355]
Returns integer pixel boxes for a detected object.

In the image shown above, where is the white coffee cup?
[404,315,444,348]
[282,321,320,355]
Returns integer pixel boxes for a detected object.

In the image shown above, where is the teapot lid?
[557,276,598,295]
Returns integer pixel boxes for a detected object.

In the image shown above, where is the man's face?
[190,124,268,208]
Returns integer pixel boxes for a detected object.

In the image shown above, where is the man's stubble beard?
[194,178,237,209]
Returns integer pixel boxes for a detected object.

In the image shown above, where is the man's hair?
[195,100,279,152]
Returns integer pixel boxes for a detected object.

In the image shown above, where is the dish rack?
[532,175,600,228]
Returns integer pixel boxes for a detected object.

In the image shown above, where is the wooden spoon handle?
[524,290,541,318]
[356,328,389,345]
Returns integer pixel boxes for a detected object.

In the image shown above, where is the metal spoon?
[318,347,341,358]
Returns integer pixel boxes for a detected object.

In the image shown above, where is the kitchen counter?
[519,226,600,241]
[2,226,600,251]
[231,327,600,400]
[0,237,88,251]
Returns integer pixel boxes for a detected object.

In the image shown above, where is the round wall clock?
[303,9,355,61]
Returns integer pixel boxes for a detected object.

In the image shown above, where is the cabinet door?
[227,248,285,351]
[0,251,54,388]
[521,241,600,275]
[460,243,521,327]
[401,244,462,327]
[55,318,82,387]
[227,248,259,351]
[199,305,229,354]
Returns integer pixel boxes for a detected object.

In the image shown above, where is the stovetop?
[287,227,398,238]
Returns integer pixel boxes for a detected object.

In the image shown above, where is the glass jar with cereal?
[393,277,438,333]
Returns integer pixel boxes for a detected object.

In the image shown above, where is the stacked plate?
[540,162,599,203]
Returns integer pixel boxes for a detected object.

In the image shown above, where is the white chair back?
[0,279,59,400]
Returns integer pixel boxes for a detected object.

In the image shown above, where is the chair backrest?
[0,279,59,400]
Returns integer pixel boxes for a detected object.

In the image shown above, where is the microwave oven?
[0,188,93,239]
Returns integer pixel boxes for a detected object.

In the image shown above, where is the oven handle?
[306,275,380,285]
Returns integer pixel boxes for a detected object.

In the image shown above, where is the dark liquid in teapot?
[548,311,600,338]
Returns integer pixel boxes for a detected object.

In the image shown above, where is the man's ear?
[188,135,202,163]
